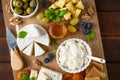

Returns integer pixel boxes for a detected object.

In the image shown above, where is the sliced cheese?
[21,24,42,39]
[17,24,50,57]
[23,42,33,56]
[37,67,62,80]
[37,72,49,80]
[30,70,38,80]
[34,42,45,56]
[34,36,49,46]
[17,38,33,50]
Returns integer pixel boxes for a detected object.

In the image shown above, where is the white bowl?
[56,38,92,73]
[10,0,39,18]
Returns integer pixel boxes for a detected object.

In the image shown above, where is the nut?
[9,16,22,25]
[33,58,41,66]
[81,12,91,20]
[87,6,94,16]
[6,2,13,16]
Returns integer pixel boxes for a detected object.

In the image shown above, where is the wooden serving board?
[2,0,108,80]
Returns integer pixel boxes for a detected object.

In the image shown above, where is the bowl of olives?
[10,0,39,18]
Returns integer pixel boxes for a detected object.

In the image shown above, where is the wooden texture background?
[0,0,120,80]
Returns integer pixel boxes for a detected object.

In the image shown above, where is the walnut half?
[9,16,22,26]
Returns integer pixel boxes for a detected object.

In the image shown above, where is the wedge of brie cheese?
[37,67,62,80]
[34,42,45,56]
[23,42,33,56]
[17,24,50,56]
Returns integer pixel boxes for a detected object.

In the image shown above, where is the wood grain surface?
[0,0,120,80]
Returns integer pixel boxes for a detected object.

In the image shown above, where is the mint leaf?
[18,31,27,38]
[56,16,62,22]
[59,10,68,17]
[49,8,55,13]
[55,10,60,16]
[30,77,35,80]
[87,31,94,41]
[21,74,30,80]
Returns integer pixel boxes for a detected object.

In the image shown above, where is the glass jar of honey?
[49,22,67,39]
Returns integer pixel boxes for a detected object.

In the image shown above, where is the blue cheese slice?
[37,67,62,80]
[30,70,38,80]
[34,42,45,56]
[37,72,49,80]
[23,42,33,56]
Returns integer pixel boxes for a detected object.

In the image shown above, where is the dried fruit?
[87,6,94,16]
[63,74,73,80]
[72,73,84,80]
[17,70,30,80]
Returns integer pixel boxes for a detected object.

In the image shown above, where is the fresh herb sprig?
[45,8,68,22]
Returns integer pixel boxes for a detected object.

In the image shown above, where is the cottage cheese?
[56,38,92,73]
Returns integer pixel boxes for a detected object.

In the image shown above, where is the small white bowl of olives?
[10,0,39,18]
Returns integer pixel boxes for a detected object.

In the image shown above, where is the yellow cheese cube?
[75,9,81,17]
[76,1,84,10]
[71,10,76,17]
[55,0,65,8]
[64,12,71,20]
[49,4,58,9]
[66,2,74,11]
[72,0,79,4]
[66,0,71,3]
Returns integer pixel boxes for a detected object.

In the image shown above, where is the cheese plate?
[2,0,108,80]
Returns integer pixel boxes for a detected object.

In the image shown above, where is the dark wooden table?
[0,0,120,80]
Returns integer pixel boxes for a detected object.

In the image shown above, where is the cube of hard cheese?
[55,0,65,8]
[72,0,79,3]
[64,12,71,20]
[49,4,58,9]
[75,9,81,17]
[76,1,84,10]
[66,2,74,11]
[30,70,38,80]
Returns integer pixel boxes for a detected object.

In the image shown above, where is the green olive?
[30,0,37,8]
[12,0,18,7]
[14,7,23,14]
[22,0,28,3]
[15,0,23,8]
[26,7,33,14]
[23,10,27,16]
[23,2,28,9]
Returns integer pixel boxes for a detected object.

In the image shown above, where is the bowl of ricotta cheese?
[56,38,92,73]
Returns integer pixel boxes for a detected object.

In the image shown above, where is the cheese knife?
[6,28,24,70]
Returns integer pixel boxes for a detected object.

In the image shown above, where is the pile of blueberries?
[44,54,54,63]
[80,21,93,34]
[43,1,51,8]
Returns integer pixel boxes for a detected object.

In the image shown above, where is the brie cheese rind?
[56,38,92,73]
[17,24,50,56]
[23,42,33,56]
[34,42,45,56]
[37,67,62,80]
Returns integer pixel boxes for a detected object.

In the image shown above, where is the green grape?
[36,12,44,20]
[67,25,76,33]
[70,18,79,25]
[41,18,49,23]
[44,9,50,14]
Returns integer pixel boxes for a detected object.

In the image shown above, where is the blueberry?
[44,58,49,63]
[43,1,50,8]
[80,21,87,28]
[83,29,90,34]
[48,54,54,60]
[86,23,93,29]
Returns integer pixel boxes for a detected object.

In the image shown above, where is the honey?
[49,22,67,39]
